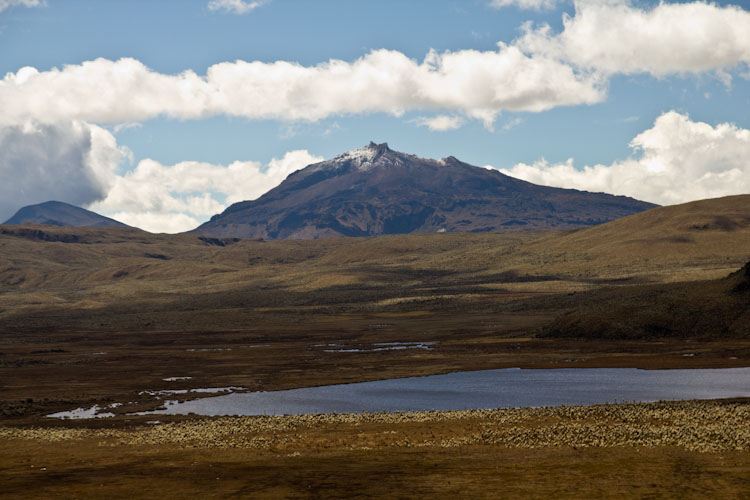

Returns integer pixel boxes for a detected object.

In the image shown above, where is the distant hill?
[3,201,128,228]
[0,194,747,335]
[522,194,750,282]
[192,142,656,240]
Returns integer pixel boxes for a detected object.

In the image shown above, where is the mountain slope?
[193,142,656,239]
[3,201,128,228]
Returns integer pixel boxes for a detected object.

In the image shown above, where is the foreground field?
[1,400,748,499]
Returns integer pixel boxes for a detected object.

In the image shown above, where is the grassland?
[1,400,749,499]
[1,195,749,498]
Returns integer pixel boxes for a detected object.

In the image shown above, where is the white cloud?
[518,0,750,79]
[111,122,142,134]
[500,111,750,206]
[89,150,323,233]
[501,117,523,131]
[489,0,563,10]
[0,0,43,13]
[2,1,748,137]
[0,48,604,129]
[0,120,126,222]
[413,115,465,131]
[207,0,266,15]
[0,114,321,232]
[107,212,202,235]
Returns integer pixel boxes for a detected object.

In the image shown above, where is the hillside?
[0,195,747,333]
[3,201,129,228]
[542,260,750,339]
[1,195,749,424]
[193,142,655,239]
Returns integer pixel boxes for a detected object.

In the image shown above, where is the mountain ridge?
[194,142,657,240]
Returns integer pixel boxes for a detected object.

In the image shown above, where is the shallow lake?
[143,367,750,416]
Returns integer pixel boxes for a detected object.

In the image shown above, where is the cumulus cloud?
[207,0,266,15]
[500,111,750,206]
[0,120,126,222]
[518,0,750,79]
[413,115,465,131]
[89,150,322,233]
[489,0,564,10]
[3,1,749,137]
[0,0,43,13]
[0,48,604,129]
[0,115,321,232]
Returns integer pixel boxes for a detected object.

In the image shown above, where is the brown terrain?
[1,194,749,498]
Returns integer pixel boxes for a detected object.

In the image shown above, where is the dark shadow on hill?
[541,261,750,340]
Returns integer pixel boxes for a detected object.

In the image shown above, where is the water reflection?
[141,367,750,417]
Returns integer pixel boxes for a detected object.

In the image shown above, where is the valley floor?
[3,312,750,423]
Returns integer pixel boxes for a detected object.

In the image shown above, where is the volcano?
[193,142,656,240]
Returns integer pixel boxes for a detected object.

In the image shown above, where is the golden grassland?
[5,400,748,453]
[1,195,748,319]
[1,195,749,498]
[1,400,749,499]
[0,195,749,420]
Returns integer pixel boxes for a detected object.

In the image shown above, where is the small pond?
[142,367,750,416]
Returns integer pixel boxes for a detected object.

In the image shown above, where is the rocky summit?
[192,142,657,240]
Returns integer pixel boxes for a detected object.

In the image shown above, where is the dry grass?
[1,195,748,326]
[1,400,749,499]
[4,400,748,453]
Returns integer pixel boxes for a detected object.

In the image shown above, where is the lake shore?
[3,318,750,425]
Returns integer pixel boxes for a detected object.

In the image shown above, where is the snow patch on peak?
[320,142,389,171]
[333,143,381,171]
[304,142,398,174]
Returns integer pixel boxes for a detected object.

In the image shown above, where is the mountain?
[193,142,656,240]
[2,201,129,228]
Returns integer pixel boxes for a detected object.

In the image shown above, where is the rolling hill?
[3,201,129,228]
[0,195,747,334]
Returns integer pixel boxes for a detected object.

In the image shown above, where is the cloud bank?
[0,120,126,223]
[3,1,748,134]
[89,150,322,233]
[501,111,750,205]
[0,47,604,129]
[0,117,321,232]
[519,0,750,81]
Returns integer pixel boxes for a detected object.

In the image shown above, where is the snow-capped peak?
[331,142,390,171]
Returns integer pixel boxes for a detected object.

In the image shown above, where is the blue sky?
[2,0,750,232]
